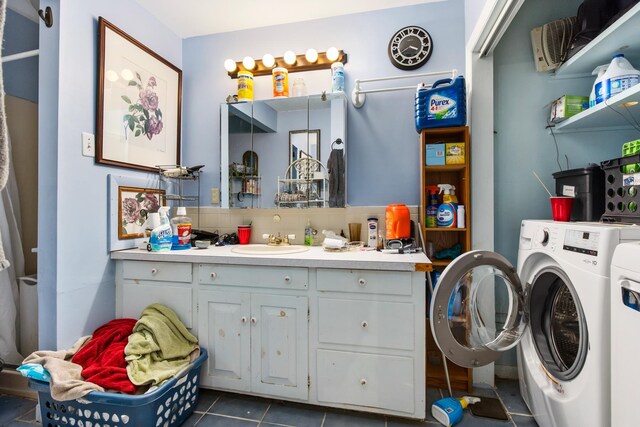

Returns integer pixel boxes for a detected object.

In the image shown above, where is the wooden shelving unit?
[419,126,472,393]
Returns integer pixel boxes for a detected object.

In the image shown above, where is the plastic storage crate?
[622,139,640,173]
[30,348,207,427]
[601,155,640,224]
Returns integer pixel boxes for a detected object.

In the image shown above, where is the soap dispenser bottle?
[171,206,192,250]
[304,219,314,246]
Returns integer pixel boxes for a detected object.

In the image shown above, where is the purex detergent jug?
[415,76,466,132]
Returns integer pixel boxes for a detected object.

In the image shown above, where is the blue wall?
[465,0,488,43]
[38,0,182,349]
[2,9,38,102]
[492,0,639,368]
[182,0,465,206]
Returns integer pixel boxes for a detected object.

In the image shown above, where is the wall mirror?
[220,93,346,209]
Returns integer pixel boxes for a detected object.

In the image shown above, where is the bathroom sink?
[231,244,310,255]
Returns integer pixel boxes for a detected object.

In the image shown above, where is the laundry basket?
[29,348,207,427]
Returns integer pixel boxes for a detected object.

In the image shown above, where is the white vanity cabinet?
[112,248,429,419]
[197,264,309,400]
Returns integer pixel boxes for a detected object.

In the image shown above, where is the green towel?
[125,303,198,386]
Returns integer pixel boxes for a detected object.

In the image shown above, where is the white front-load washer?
[428,220,640,427]
[609,242,640,427]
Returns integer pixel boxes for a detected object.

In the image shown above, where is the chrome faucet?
[262,233,296,246]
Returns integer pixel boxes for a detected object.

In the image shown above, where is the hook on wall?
[38,6,53,28]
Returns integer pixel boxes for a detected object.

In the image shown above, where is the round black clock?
[388,26,433,70]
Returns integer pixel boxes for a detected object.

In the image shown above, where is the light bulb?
[120,68,134,81]
[262,53,275,68]
[106,70,119,82]
[284,50,297,65]
[224,59,237,72]
[242,56,255,70]
[305,48,318,63]
[326,47,339,62]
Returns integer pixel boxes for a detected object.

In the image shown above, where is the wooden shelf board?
[424,227,468,232]
[424,165,466,172]
[431,260,453,267]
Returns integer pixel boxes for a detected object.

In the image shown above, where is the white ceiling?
[133,0,445,39]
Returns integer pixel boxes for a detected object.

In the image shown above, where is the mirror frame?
[289,129,320,172]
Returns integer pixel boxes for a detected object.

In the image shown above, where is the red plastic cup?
[550,197,574,222]
[237,225,251,244]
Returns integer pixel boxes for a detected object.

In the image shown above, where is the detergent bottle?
[589,64,608,107]
[432,396,481,426]
[436,184,458,228]
[425,186,440,228]
[597,54,640,104]
[149,207,173,251]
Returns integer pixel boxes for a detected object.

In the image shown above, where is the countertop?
[111,245,432,272]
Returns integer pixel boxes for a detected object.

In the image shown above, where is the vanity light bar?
[226,50,348,79]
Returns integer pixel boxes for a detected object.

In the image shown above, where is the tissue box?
[426,143,445,166]
[550,95,588,123]
[445,143,465,165]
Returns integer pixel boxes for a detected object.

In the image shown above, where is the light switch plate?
[210,188,220,204]
[82,132,95,157]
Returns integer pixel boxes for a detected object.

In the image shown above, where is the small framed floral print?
[118,186,165,240]
[96,17,182,172]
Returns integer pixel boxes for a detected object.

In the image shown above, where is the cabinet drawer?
[316,269,412,295]
[199,265,307,289]
[122,261,192,283]
[121,282,193,329]
[316,349,414,414]
[318,298,414,350]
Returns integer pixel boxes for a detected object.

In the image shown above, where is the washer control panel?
[562,229,599,256]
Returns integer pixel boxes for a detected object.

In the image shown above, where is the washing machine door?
[430,250,528,368]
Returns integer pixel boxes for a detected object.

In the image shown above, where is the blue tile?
[209,393,270,420]
[323,410,385,427]
[387,416,441,425]
[495,379,531,415]
[262,401,325,427]
[196,388,222,412]
[3,421,40,427]
[180,411,204,426]
[512,414,540,427]
[0,395,37,425]
[17,408,38,423]
[195,413,259,426]
[456,412,513,427]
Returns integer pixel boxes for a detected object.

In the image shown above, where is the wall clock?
[388,25,433,70]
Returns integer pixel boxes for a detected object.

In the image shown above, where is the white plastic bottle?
[589,64,608,107]
[171,206,192,250]
[457,205,465,229]
[597,54,640,104]
[150,207,172,251]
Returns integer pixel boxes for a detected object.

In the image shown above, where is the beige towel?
[23,336,105,401]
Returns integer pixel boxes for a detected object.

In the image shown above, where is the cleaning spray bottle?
[426,185,440,228]
[432,396,481,426]
[149,207,173,251]
[437,184,458,228]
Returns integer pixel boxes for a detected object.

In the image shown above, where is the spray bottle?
[437,184,458,228]
[432,396,481,426]
[425,185,440,228]
[150,207,173,251]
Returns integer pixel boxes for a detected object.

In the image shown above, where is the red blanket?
[71,318,137,394]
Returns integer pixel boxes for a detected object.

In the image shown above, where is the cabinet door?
[250,294,309,400]
[199,290,251,391]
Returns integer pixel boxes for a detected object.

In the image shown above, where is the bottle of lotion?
[367,217,378,248]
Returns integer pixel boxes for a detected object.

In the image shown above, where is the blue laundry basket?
[29,348,207,427]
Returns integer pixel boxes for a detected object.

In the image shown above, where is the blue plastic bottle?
[149,207,173,251]
[415,76,466,132]
[436,184,458,228]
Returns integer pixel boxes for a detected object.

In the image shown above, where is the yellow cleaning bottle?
[436,184,458,228]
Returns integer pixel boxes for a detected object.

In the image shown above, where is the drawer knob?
[210,272,217,280]
[361,321,368,328]
[241,316,247,323]
[360,379,367,386]
[284,275,291,283]
[151,268,158,275]
[358,278,366,287]
[251,317,257,324]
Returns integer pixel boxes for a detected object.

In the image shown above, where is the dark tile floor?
[0,379,538,427]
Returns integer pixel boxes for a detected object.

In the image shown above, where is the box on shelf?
[426,143,446,166]
[445,143,465,165]
[549,95,588,123]
[29,348,207,427]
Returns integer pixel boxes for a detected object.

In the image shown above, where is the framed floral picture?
[96,17,182,172]
[118,186,165,240]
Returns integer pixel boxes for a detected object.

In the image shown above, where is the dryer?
[429,220,640,427]
[610,242,640,427]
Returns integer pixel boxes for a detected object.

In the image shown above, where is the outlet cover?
[82,132,95,157]
[210,188,220,204]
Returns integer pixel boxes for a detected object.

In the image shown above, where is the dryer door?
[430,250,528,368]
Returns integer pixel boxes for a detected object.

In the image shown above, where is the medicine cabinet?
[220,93,347,208]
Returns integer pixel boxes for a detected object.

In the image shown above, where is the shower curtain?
[0,0,25,365]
